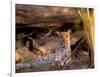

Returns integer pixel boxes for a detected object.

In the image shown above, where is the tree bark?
[16,4,81,27]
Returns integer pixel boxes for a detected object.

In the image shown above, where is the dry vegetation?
[15,4,94,73]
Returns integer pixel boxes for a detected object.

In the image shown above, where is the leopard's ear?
[66,30,71,38]
[55,31,61,37]
[55,31,60,35]
[67,30,71,35]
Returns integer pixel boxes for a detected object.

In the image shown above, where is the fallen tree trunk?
[16,4,81,27]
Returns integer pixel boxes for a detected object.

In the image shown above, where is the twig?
[17,33,33,40]
[41,30,52,39]
[28,37,44,55]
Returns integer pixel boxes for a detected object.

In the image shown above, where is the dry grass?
[77,8,94,67]
[77,8,94,49]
